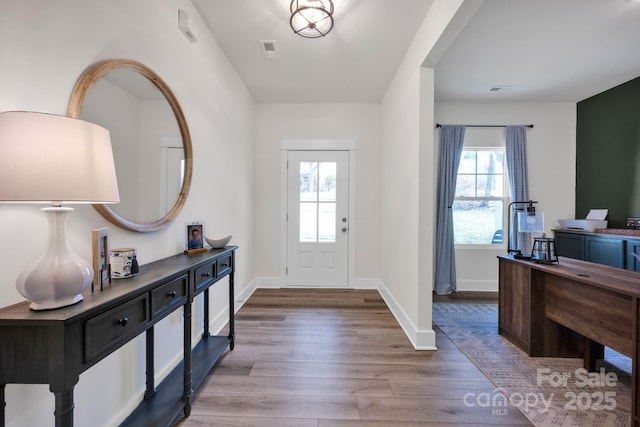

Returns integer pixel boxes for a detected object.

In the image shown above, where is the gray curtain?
[505,126,531,253]
[434,125,465,295]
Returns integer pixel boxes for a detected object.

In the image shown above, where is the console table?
[498,255,640,426]
[0,246,237,427]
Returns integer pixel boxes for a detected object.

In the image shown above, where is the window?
[453,149,507,245]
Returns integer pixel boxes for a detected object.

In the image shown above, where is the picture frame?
[92,227,110,291]
[185,222,206,254]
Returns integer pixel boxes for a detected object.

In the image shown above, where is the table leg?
[144,327,157,399]
[183,302,193,416]
[228,271,235,350]
[583,337,604,371]
[53,389,74,427]
[1,383,5,427]
[203,288,210,339]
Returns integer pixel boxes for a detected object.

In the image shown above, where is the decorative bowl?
[205,234,232,249]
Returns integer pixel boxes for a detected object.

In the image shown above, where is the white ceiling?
[193,0,640,104]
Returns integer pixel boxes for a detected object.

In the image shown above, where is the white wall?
[435,102,577,291]
[254,103,381,283]
[0,1,255,426]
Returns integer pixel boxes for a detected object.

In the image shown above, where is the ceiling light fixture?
[290,0,334,38]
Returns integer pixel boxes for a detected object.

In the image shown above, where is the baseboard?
[456,279,498,292]
[350,278,380,289]
[254,277,380,289]
[376,280,437,351]
[254,277,284,288]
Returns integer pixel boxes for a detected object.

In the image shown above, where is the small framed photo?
[186,223,204,251]
[92,227,110,291]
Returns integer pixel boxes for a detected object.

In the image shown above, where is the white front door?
[286,150,349,286]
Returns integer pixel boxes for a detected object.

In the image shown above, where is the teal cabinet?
[584,235,625,268]
[626,239,640,271]
[553,230,640,270]
[554,232,585,260]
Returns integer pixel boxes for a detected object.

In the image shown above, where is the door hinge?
[286,267,288,275]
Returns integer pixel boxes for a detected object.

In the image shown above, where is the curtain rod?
[436,124,534,128]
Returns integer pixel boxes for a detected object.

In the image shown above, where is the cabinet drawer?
[193,262,216,293]
[151,274,188,320]
[217,254,232,277]
[84,294,149,363]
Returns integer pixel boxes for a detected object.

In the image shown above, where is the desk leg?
[634,298,640,426]
[183,303,193,417]
[583,337,604,372]
[203,288,210,339]
[228,272,235,350]
[53,389,74,427]
[144,327,157,399]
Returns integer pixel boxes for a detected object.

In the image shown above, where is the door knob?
[341,227,348,232]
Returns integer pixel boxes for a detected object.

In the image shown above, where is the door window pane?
[318,162,336,202]
[300,162,318,202]
[300,203,317,242]
[318,203,336,242]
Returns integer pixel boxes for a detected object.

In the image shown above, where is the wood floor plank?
[250,360,421,380]
[358,396,531,425]
[189,394,360,420]
[389,378,497,399]
[179,416,318,427]
[198,374,394,398]
[319,420,527,427]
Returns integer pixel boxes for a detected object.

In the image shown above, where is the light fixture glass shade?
[517,211,544,233]
[0,111,120,310]
[290,0,334,38]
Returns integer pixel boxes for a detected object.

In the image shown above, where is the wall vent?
[178,9,199,43]
[489,86,514,92]
[260,40,279,61]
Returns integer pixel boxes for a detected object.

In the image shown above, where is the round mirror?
[67,59,193,232]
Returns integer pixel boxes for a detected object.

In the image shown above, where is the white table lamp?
[0,111,119,310]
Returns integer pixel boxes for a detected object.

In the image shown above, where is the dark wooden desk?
[498,255,640,426]
[0,246,237,427]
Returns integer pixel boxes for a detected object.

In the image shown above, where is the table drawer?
[151,274,188,320]
[217,254,232,277]
[194,261,216,293]
[84,293,149,363]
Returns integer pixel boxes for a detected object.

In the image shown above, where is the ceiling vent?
[260,40,279,61]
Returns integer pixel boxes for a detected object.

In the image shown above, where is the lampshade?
[0,111,119,204]
[290,0,334,38]
[0,111,119,310]
[517,211,544,233]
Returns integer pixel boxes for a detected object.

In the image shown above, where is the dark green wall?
[576,76,640,228]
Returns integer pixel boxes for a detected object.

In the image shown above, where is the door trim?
[280,139,356,287]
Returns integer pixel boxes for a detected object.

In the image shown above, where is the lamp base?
[16,207,92,311]
[28,294,84,311]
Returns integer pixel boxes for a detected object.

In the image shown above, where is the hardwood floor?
[177,289,530,426]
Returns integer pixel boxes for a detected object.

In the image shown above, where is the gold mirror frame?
[67,59,193,232]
